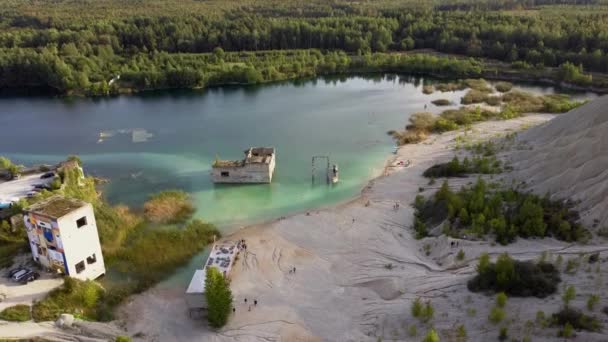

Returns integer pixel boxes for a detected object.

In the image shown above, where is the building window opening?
[75,261,85,274]
[76,216,87,228]
[221,171,230,177]
[86,254,97,264]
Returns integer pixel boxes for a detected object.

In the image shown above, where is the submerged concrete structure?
[212,147,276,183]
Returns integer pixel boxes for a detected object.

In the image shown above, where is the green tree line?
[1,0,608,94]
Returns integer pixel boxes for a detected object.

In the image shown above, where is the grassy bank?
[392,79,585,146]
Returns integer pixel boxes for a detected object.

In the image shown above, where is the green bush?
[422,156,501,178]
[0,305,31,321]
[461,89,489,104]
[435,82,467,92]
[496,292,507,308]
[502,91,583,113]
[552,307,601,332]
[143,190,195,224]
[115,337,133,342]
[433,118,459,132]
[407,112,437,131]
[498,326,508,340]
[560,322,574,338]
[205,267,233,328]
[484,95,502,106]
[411,298,434,322]
[489,306,505,324]
[431,99,451,106]
[464,79,492,92]
[587,294,600,311]
[411,298,423,318]
[422,329,440,342]
[421,301,434,322]
[557,62,592,86]
[32,278,104,322]
[563,286,576,307]
[456,249,465,261]
[494,82,513,92]
[468,253,560,297]
[414,178,589,245]
[456,324,466,339]
[408,324,417,337]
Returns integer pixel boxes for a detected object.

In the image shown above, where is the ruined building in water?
[212,147,276,183]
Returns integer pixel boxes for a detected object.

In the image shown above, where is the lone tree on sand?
[205,267,233,328]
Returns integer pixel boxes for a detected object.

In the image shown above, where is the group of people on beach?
[234,297,259,314]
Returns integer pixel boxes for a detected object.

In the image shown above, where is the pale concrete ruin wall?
[211,163,274,183]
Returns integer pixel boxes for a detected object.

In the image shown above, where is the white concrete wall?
[212,164,272,183]
[211,154,275,183]
[57,204,105,280]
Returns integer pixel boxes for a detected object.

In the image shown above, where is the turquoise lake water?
[0,75,596,286]
[0,75,595,230]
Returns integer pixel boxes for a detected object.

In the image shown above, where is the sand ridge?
[508,95,608,229]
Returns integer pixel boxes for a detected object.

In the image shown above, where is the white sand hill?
[509,96,608,229]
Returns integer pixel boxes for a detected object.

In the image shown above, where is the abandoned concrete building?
[23,196,105,280]
[212,147,276,183]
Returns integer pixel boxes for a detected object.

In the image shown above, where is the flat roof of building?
[212,160,244,168]
[26,195,87,219]
[212,147,275,168]
[186,240,241,294]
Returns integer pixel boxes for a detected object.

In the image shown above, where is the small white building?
[186,240,242,311]
[23,196,105,280]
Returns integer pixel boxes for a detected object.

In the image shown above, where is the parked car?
[40,172,56,179]
[33,183,50,190]
[7,267,27,278]
[18,271,40,284]
[26,191,37,198]
[11,269,29,282]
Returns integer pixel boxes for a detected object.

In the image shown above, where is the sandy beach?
[3,112,608,341]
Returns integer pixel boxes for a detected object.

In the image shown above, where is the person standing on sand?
[254,299,258,306]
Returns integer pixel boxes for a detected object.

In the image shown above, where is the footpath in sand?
[116,112,608,342]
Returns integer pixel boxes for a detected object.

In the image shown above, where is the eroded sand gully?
[4,112,608,342]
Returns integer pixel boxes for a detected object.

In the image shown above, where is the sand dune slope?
[509,96,608,228]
